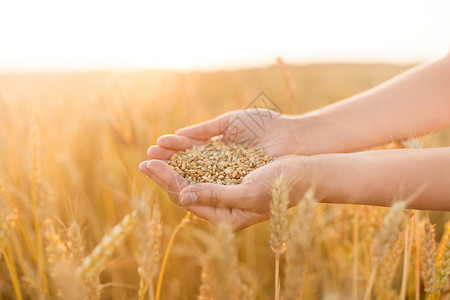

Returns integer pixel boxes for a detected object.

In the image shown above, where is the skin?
[140,52,450,231]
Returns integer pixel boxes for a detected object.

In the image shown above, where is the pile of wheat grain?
[168,142,272,185]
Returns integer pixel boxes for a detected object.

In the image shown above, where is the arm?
[293,53,450,155]
[310,147,450,210]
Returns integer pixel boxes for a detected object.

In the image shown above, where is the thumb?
[179,182,251,209]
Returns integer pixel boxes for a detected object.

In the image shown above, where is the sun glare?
[0,0,449,72]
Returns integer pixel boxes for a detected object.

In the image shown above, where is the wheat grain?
[168,142,272,185]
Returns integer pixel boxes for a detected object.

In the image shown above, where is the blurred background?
[0,1,450,299]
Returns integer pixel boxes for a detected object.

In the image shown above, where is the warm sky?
[0,0,449,72]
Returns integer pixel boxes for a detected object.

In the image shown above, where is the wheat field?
[1,63,450,299]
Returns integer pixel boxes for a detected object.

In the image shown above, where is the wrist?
[307,153,350,205]
[285,154,314,206]
[285,113,335,155]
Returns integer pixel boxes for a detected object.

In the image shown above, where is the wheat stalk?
[277,57,298,112]
[135,199,162,300]
[64,220,100,300]
[155,212,198,300]
[364,201,406,300]
[29,118,49,295]
[0,196,22,300]
[198,222,243,300]
[43,218,85,300]
[283,189,317,300]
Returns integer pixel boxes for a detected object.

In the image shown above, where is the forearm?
[290,53,450,155]
[308,147,450,210]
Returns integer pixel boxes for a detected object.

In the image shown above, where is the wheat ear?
[421,216,438,299]
[198,222,242,300]
[269,175,290,300]
[436,220,450,290]
[76,212,137,279]
[283,189,317,300]
[373,227,405,299]
[364,201,406,300]
[135,199,162,300]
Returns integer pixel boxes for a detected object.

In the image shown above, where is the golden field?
[1,62,450,299]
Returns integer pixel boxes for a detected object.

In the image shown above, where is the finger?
[185,206,232,224]
[147,145,177,160]
[185,206,265,232]
[139,160,189,201]
[175,113,229,140]
[157,134,207,151]
[178,182,251,209]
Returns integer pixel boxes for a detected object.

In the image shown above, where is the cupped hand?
[140,109,310,230]
[146,109,304,161]
[139,154,311,231]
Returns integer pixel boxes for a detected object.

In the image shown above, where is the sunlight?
[0,0,449,72]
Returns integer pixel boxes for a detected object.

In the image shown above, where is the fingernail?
[180,189,199,206]
[146,160,159,173]
[139,161,150,174]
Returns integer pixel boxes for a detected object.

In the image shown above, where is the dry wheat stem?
[1,241,23,300]
[283,189,317,300]
[155,212,197,300]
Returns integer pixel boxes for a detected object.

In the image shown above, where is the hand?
[140,109,312,230]
[139,154,311,231]
[145,109,304,161]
